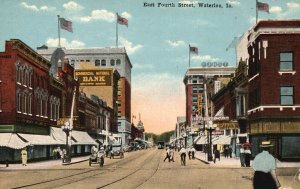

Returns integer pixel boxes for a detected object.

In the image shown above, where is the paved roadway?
[0,149,299,189]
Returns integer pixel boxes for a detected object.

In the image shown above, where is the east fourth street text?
[143,2,234,9]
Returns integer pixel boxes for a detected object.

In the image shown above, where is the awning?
[195,136,208,145]
[212,135,231,145]
[0,133,28,149]
[71,130,97,145]
[18,133,64,145]
[51,127,67,143]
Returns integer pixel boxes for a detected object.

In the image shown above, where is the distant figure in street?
[21,147,27,166]
[244,147,252,167]
[163,147,170,162]
[188,147,192,159]
[179,146,187,166]
[224,146,229,158]
[57,147,62,159]
[252,141,281,189]
[228,146,233,158]
[240,146,245,167]
[213,149,220,163]
[52,148,57,159]
[191,147,196,159]
[169,147,175,162]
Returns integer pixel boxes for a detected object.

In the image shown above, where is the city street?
[1,149,298,189]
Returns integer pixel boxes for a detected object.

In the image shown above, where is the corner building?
[247,20,300,160]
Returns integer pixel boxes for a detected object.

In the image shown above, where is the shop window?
[280,86,294,105]
[280,52,293,71]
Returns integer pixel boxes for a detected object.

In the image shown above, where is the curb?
[195,157,210,164]
[62,158,89,166]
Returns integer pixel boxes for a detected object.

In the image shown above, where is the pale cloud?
[46,38,85,48]
[166,40,186,48]
[270,6,283,14]
[20,2,55,11]
[133,63,154,69]
[63,1,83,10]
[120,12,132,19]
[227,0,240,5]
[80,9,116,23]
[191,55,220,62]
[132,73,185,133]
[119,37,142,55]
[287,2,300,10]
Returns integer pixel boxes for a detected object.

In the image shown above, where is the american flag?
[257,2,269,13]
[190,46,198,55]
[59,18,73,32]
[117,14,128,27]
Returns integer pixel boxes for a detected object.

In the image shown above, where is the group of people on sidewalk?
[163,146,196,166]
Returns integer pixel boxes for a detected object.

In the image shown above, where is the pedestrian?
[52,148,57,160]
[57,147,61,159]
[163,147,170,162]
[224,146,229,158]
[240,145,246,167]
[21,147,27,166]
[191,146,196,159]
[213,149,220,163]
[252,140,281,189]
[169,147,175,162]
[188,147,192,160]
[244,146,252,167]
[179,146,187,166]
[228,146,232,158]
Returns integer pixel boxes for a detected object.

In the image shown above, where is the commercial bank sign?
[75,70,112,86]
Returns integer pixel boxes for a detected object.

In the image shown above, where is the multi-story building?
[0,39,114,162]
[37,47,132,146]
[183,66,236,128]
[247,20,300,160]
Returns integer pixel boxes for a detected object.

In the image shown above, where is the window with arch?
[28,94,32,115]
[24,93,27,114]
[95,59,100,66]
[101,59,106,66]
[116,59,121,66]
[17,90,22,113]
[110,59,115,66]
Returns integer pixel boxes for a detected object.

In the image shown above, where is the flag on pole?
[190,46,198,55]
[226,36,240,51]
[117,14,128,27]
[257,2,269,13]
[59,17,73,32]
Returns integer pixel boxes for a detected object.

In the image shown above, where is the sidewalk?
[0,155,90,170]
[194,151,300,168]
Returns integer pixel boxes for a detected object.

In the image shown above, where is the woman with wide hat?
[252,140,281,189]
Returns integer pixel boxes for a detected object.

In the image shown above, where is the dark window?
[101,59,106,66]
[116,59,121,66]
[110,59,115,66]
[280,86,294,105]
[280,52,293,71]
[95,59,100,66]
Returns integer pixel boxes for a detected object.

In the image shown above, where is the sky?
[1,0,300,134]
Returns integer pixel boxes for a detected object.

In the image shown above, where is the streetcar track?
[11,151,146,189]
[96,150,161,189]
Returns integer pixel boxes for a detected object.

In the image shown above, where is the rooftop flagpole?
[188,44,191,68]
[256,0,258,24]
[116,13,118,47]
[57,15,61,47]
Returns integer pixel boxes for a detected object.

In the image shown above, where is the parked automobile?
[109,144,124,159]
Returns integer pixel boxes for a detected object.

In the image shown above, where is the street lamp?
[62,121,72,163]
[205,121,215,161]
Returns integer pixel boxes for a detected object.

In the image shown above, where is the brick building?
[247,20,300,160]
[0,39,119,162]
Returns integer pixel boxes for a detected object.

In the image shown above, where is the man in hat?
[252,140,281,189]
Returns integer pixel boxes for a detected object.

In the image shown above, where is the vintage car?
[109,144,124,159]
